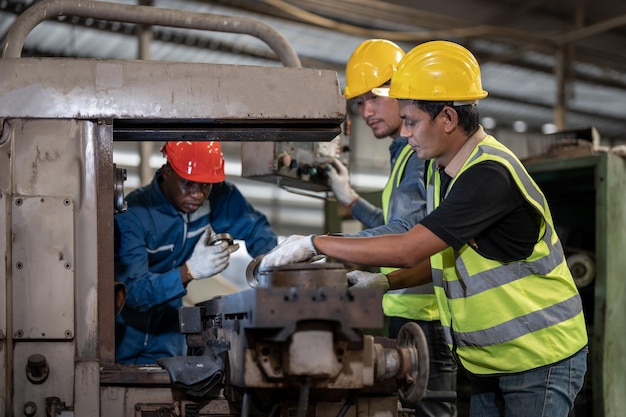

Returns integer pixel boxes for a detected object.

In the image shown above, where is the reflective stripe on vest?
[380,144,438,321]
[381,143,414,221]
[428,135,587,374]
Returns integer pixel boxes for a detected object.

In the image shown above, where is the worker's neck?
[439,126,487,177]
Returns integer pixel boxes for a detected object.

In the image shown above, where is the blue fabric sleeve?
[349,153,427,237]
[350,197,384,229]
[208,182,278,257]
[114,210,187,311]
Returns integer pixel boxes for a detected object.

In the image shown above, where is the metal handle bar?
[1,0,301,67]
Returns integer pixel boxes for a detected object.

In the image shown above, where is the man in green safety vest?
[262,40,588,417]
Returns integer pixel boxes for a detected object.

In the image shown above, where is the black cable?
[335,391,357,417]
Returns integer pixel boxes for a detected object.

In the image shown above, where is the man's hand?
[327,158,359,207]
[260,235,318,269]
[347,270,390,290]
[186,229,240,279]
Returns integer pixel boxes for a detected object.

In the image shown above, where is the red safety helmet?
[161,141,225,183]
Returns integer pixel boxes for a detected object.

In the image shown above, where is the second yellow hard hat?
[344,39,405,99]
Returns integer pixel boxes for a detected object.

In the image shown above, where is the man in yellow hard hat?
[328,39,457,416]
[115,141,278,364]
[261,41,588,417]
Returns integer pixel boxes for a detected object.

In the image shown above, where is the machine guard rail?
[0,0,302,67]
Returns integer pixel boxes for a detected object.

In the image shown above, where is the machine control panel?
[241,132,350,194]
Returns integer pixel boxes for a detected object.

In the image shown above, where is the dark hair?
[412,100,479,134]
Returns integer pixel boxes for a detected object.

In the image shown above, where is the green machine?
[525,151,626,417]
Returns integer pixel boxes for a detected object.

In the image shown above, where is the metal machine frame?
[0,2,354,416]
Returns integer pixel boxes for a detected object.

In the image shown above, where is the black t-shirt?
[420,161,542,263]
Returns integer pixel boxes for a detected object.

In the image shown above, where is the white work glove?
[186,229,240,279]
[260,235,319,269]
[347,270,390,291]
[327,158,359,207]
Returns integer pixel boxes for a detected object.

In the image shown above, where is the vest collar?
[443,125,487,178]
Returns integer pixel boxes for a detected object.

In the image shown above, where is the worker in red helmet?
[114,141,277,364]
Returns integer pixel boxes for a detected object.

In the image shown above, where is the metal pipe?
[240,391,251,417]
[136,0,155,187]
[137,0,153,62]
[297,377,310,417]
[139,142,152,186]
[1,0,301,67]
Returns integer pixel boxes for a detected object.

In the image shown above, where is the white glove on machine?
[186,229,240,279]
[347,270,390,291]
[260,235,318,269]
[327,158,359,207]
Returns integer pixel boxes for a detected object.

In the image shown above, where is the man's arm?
[352,152,426,236]
[114,212,187,310]
[346,258,432,290]
[208,181,278,257]
[387,258,432,289]
[313,224,448,269]
[179,264,194,287]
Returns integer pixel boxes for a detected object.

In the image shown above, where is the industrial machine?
[0,1,429,416]
[522,148,626,417]
[241,132,350,195]
[175,261,430,417]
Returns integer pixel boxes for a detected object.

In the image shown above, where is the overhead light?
[113,151,140,166]
[224,160,242,176]
[149,154,166,168]
[481,117,496,130]
[541,123,557,134]
[351,173,388,190]
[512,121,527,133]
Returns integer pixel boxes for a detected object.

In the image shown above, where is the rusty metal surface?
[96,122,116,366]
[396,322,430,405]
[13,342,76,415]
[5,118,107,416]
[0,172,6,415]
[240,136,349,192]
[11,196,75,339]
[201,286,384,340]
[193,263,389,391]
[0,58,345,137]
[255,261,348,288]
[179,263,429,407]
[100,367,173,385]
[100,386,176,416]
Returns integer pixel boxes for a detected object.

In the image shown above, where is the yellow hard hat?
[343,39,405,99]
[374,40,488,103]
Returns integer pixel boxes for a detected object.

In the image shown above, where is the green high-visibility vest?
[381,143,439,321]
[427,135,587,375]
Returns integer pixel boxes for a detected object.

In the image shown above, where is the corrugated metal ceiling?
[2,0,626,142]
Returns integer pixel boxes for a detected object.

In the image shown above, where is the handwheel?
[395,322,430,404]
